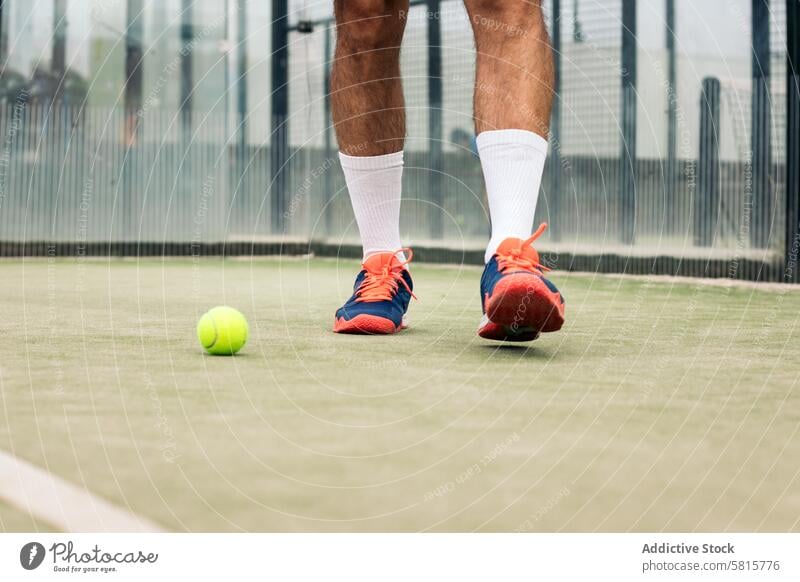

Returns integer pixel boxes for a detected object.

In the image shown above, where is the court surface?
[1,257,798,532]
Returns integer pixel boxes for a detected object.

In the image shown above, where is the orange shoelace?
[355,249,417,303]
[496,223,551,274]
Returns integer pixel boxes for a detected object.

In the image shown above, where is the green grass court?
[1,258,799,532]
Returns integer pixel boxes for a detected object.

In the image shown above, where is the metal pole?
[180,0,193,136]
[237,0,248,158]
[223,0,232,239]
[52,0,68,99]
[751,0,772,249]
[124,0,144,241]
[0,0,6,66]
[696,77,721,247]
[786,0,800,282]
[124,0,144,119]
[620,0,637,245]
[180,0,193,251]
[224,0,230,141]
[233,0,248,230]
[271,0,289,232]
[323,24,333,236]
[428,0,443,239]
[666,0,677,227]
[572,0,583,42]
[550,0,562,240]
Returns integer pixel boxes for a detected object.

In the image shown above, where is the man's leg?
[465,0,553,260]
[465,0,565,341]
[331,0,408,257]
[331,0,415,335]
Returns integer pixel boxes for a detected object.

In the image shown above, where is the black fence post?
[124,0,144,242]
[0,0,6,65]
[666,0,677,228]
[271,0,289,232]
[751,0,772,249]
[620,0,637,245]
[180,0,193,136]
[323,24,334,236]
[52,0,68,100]
[124,0,144,118]
[549,0,562,240]
[237,0,248,158]
[786,0,800,282]
[179,0,193,255]
[428,0,444,239]
[233,0,248,230]
[696,77,721,247]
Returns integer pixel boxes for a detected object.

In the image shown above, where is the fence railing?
[0,0,797,283]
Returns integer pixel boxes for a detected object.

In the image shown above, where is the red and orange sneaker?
[333,250,415,335]
[478,223,565,342]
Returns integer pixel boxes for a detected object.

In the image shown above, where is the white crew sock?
[477,129,549,262]
[339,150,404,259]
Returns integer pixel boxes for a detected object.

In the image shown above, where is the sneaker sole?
[482,273,564,337]
[333,314,406,335]
[477,315,541,342]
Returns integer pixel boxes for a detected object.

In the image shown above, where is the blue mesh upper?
[480,256,564,313]
[335,269,414,327]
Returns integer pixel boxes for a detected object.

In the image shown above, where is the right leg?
[331,0,415,335]
[331,0,408,258]
[331,0,408,157]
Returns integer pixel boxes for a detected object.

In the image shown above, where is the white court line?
[0,450,165,532]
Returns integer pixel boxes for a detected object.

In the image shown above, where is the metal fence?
[0,0,798,282]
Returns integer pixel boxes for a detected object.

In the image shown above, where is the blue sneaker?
[333,250,415,334]
[478,223,565,342]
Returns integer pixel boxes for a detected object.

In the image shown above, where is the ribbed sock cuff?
[339,150,404,171]
[476,129,549,153]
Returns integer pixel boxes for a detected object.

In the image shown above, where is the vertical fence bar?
[323,24,333,236]
[52,0,68,85]
[51,0,67,207]
[549,0,562,240]
[233,0,248,233]
[224,0,231,232]
[696,77,721,248]
[270,0,289,233]
[180,0,194,249]
[237,0,248,162]
[271,0,289,232]
[666,0,677,227]
[0,0,6,64]
[180,0,193,132]
[620,0,637,245]
[1,104,7,247]
[179,0,194,254]
[751,0,772,249]
[427,0,443,239]
[786,0,800,282]
[124,0,144,244]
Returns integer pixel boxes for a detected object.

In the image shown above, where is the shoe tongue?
[495,237,540,264]
[363,252,403,274]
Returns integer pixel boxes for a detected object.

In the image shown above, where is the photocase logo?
[20,542,46,570]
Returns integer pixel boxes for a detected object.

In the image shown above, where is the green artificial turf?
[0,257,798,532]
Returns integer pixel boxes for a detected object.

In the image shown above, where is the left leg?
[464,0,564,341]
[465,0,553,135]
[465,0,553,257]
[330,0,416,335]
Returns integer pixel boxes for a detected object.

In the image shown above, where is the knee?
[467,0,543,38]
[335,0,407,53]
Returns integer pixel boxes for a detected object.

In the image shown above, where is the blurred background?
[0,0,797,281]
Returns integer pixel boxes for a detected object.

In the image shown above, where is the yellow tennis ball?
[197,306,249,355]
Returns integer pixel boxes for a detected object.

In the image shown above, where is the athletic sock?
[339,150,404,259]
[476,129,549,263]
